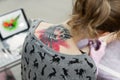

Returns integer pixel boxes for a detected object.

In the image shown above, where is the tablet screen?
[0,8,29,40]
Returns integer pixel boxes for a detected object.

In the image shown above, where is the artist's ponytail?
[68,0,111,38]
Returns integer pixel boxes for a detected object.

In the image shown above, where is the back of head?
[68,0,120,39]
[97,0,120,33]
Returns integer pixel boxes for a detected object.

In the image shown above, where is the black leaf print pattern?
[86,76,91,80]
[84,58,93,68]
[62,68,70,77]
[74,68,86,78]
[60,56,65,60]
[50,55,60,64]
[24,42,28,53]
[68,58,82,65]
[30,45,35,54]
[33,73,37,80]
[48,68,56,79]
[31,37,35,41]
[60,74,66,80]
[24,57,29,65]
[21,71,23,76]
[41,64,47,76]
[94,68,97,74]
[28,69,31,79]
[33,59,39,68]
[21,63,23,69]
[39,45,43,48]
[38,52,46,61]
[24,65,26,72]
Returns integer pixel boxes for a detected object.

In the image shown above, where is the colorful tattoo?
[37,25,72,52]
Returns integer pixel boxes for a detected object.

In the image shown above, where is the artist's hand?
[89,32,115,64]
[89,39,107,65]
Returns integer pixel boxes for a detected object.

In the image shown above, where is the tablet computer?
[0,8,29,40]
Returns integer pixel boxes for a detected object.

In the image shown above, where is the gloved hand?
[77,38,107,75]
[88,39,107,75]
[89,39,107,65]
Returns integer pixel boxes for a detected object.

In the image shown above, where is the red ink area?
[57,40,69,48]
[38,30,69,52]
[38,30,45,39]
[52,43,60,52]
[52,40,69,52]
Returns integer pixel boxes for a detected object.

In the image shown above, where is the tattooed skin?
[37,25,72,52]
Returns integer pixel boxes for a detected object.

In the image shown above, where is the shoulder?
[34,21,70,40]
[35,22,54,33]
[34,21,58,39]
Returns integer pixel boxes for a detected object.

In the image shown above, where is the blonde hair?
[68,0,120,39]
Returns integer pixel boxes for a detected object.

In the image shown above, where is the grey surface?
[0,0,72,23]
[0,0,72,80]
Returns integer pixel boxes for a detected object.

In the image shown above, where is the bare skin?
[34,22,83,55]
[34,21,116,55]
